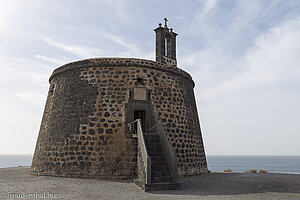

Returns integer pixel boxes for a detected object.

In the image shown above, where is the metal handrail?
[129,119,139,125]
[128,119,139,133]
[148,123,158,133]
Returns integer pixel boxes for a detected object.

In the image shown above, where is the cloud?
[97,31,153,59]
[1,0,299,155]
[201,17,300,100]
[0,1,17,31]
[13,92,46,108]
[194,17,300,155]
[198,0,219,17]
[99,32,140,55]
[178,0,300,155]
[42,34,152,60]
[43,37,103,58]
[91,0,130,22]
[0,57,50,109]
[0,57,49,154]
[0,95,41,154]
[35,54,66,65]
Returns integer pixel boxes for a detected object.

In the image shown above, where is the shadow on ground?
[149,173,300,196]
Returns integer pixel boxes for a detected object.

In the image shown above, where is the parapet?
[49,58,194,87]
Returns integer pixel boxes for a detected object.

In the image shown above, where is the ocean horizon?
[207,155,300,174]
[1,154,299,174]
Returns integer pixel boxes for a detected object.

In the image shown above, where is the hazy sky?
[0,0,299,155]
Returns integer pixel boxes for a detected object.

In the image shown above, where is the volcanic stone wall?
[31,58,208,178]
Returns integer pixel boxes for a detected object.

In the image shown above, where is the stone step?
[145,142,160,146]
[151,171,170,176]
[146,142,161,147]
[151,176,173,183]
[151,170,171,177]
[148,150,163,155]
[151,156,165,161]
[144,182,180,191]
[152,163,167,167]
[147,148,162,152]
[151,165,169,172]
[145,138,160,143]
[136,133,180,191]
[147,148,163,153]
[147,145,160,149]
[148,149,162,154]
[151,160,168,166]
[148,152,164,157]
[144,134,159,139]
[134,180,180,191]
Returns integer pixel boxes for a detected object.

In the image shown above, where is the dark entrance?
[125,90,153,135]
[134,110,146,132]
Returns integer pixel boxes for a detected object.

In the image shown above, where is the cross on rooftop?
[164,17,168,27]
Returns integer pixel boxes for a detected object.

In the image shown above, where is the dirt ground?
[0,167,299,200]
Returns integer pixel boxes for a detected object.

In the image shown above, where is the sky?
[0,0,299,155]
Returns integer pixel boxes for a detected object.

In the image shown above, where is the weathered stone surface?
[31,57,208,179]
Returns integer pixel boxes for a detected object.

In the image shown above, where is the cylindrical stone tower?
[32,22,208,179]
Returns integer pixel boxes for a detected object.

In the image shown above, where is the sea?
[0,155,299,174]
[207,155,300,174]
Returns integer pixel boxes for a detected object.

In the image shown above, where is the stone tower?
[31,19,208,183]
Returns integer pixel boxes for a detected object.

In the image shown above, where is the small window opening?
[129,91,132,99]
[148,91,151,99]
[135,77,145,87]
[50,84,55,95]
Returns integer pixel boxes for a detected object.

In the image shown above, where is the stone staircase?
[133,119,180,191]
[143,134,180,191]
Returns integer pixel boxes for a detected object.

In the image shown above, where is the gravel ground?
[0,167,299,200]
